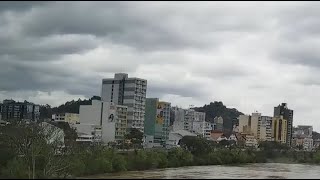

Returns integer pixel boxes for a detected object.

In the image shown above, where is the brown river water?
[79,163,320,179]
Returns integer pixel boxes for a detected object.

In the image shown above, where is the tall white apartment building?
[258,116,272,141]
[101,73,147,131]
[250,112,261,139]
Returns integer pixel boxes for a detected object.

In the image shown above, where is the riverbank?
[73,148,320,179]
[2,130,320,179]
[68,147,260,178]
[77,163,320,179]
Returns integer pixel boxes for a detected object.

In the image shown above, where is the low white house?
[143,135,163,149]
[166,130,197,149]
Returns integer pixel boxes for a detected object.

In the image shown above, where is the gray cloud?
[0,1,49,12]
[1,2,320,131]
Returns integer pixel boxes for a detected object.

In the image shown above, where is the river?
[79,163,320,179]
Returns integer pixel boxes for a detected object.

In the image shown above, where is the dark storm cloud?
[0,59,99,96]
[6,2,268,52]
[15,2,194,51]
[1,1,320,130]
[0,34,101,61]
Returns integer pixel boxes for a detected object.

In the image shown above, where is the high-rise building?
[171,107,207,137]
[272,116,287,144]
[239,112,271,142]
[0,100,40,122]
[185,108,206,135]
[250,112,261,138]
[101,73,147,131]
[274,103,293,146]
[144,98,171,147]
[258,116,272,141]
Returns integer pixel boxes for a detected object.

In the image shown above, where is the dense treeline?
[39,96,101,120]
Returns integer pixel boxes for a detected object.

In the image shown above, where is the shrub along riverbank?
[68,146,260,178]
[2,123,320,179]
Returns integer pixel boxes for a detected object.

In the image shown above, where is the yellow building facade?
[52,113,79,124]
[65,113,80,124]
[272,116,287,144]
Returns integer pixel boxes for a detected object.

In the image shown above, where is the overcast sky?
[1,1,320,130]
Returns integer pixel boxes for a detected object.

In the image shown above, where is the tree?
[125,128,143,149]
[1,122,71,179]
[219,139,230,147]
[259,141,289,151]
[39,96,101,119]
[179,136,212,155]
[297,145,303,150]
[107,141,117,149]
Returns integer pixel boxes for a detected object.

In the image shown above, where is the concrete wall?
[239,115,250,133]
[79,100,102,125]
[101,102,116,144]
[172,107,185,131]
[101,83,113,102]
[192,121,205,136]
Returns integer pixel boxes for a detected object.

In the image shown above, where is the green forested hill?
[194,101,244,131]
[39,96,101,120]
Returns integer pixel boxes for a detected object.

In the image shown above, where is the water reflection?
[80,163,320,179]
